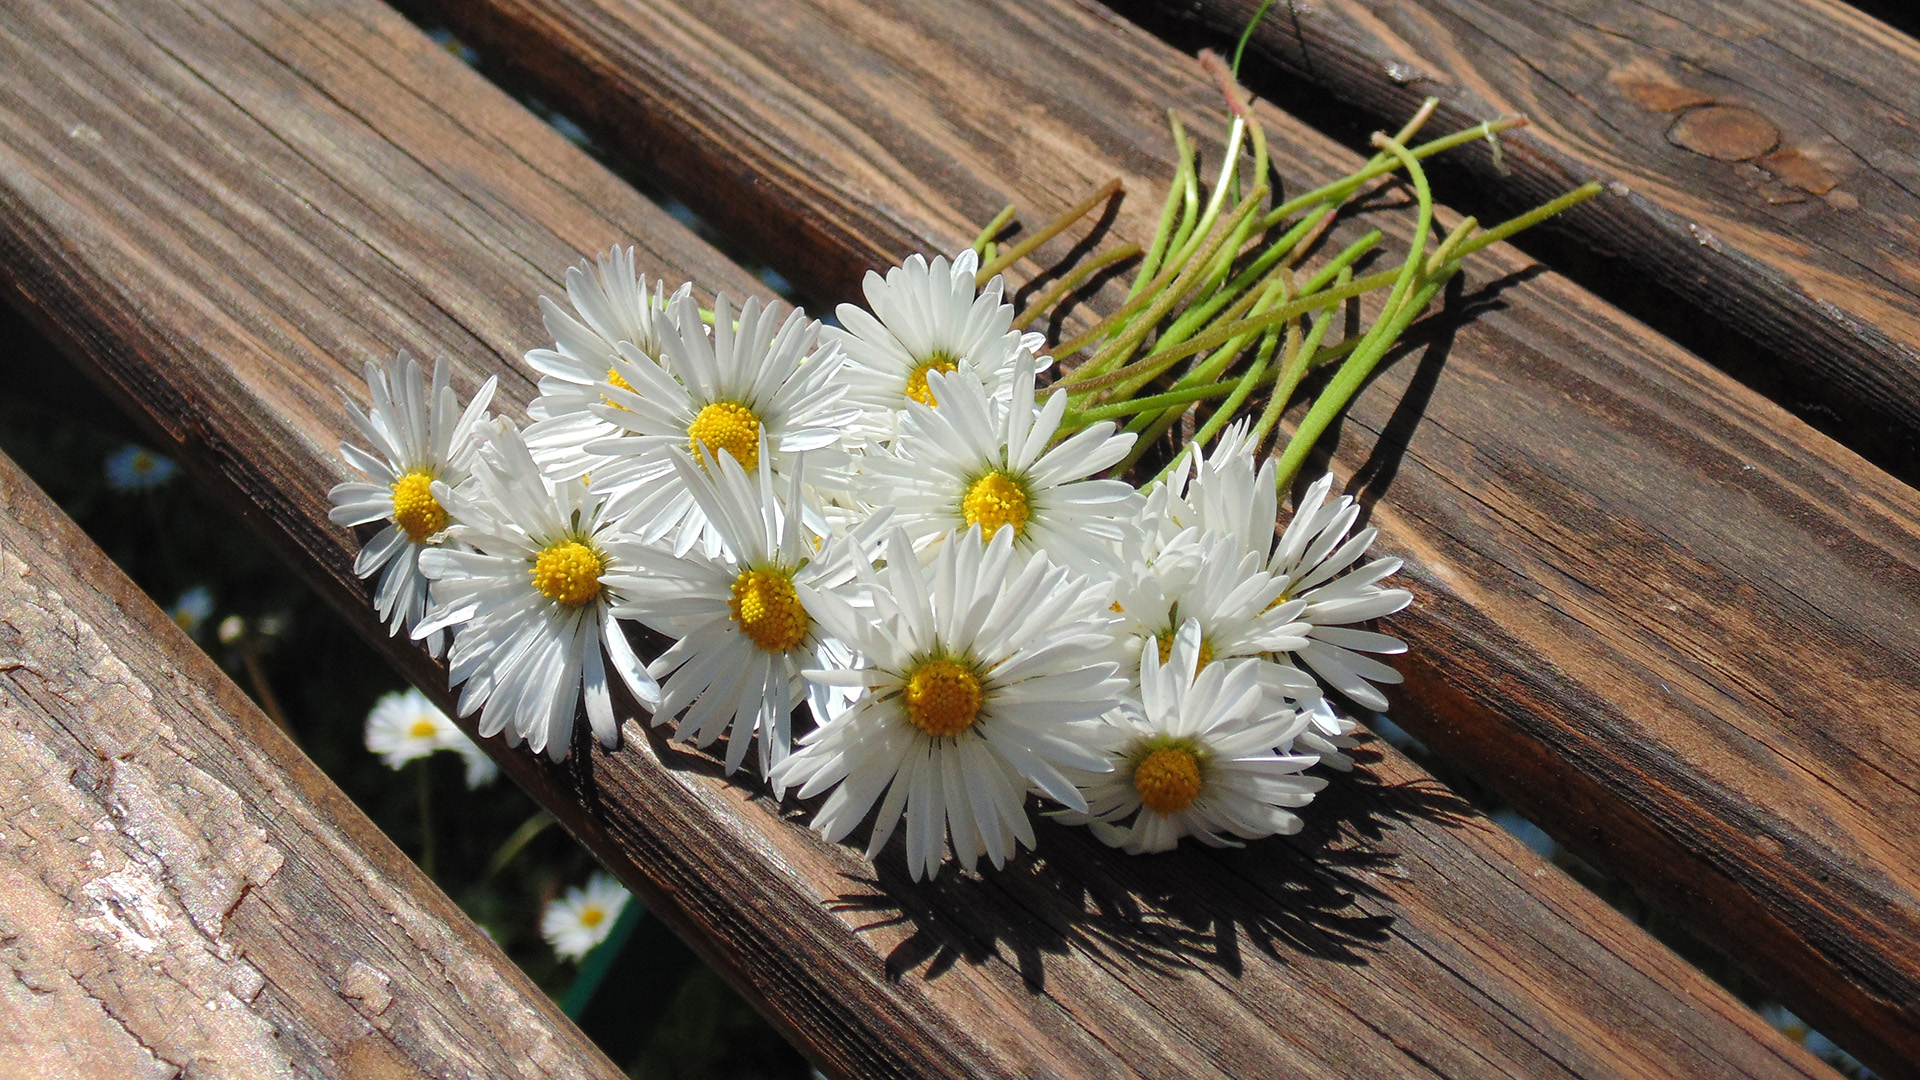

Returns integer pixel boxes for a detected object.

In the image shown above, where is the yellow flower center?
[902,657,984,738]
[602,365,637,411]
[905,355,958,406]
[961,470,1029,539]
[1134,745,1204,815]
[687,401,761,470]
[407,718,439,739]
[531,540,605,607]
[578,906,606,928]
[1154,629,1215,669]
[390,471,448,542]
[729,568,809,653]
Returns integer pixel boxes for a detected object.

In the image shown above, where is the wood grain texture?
[1122,0,1920,481]
[0,0,1842,1078]
[0,454,625,1077]
[357,0,1920,1075]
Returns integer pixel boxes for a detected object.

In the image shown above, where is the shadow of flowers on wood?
[831,738,1477,990]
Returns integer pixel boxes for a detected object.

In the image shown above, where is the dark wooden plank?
[359,0,1920,1075]
[0,455,625,1076]
[0,0,1839,1078]
[1119,0,1920,482]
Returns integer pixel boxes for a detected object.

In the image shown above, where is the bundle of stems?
[975,67,1601,493]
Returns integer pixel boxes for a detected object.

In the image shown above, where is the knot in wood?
[1666,106,1779,162]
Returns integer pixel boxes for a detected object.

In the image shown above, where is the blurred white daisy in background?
[415,419,658,760]
[450,736,501,788]
[606,448,883,790]
[584,290,857,555]
[328,352,497,657]
[1059,621,1325,854]
[523,247,689,480]
[829,249,1042,440]
[363,687,499,788]
[858,356,1139,569]
[104,444,177,491]
[542,872,631,961]
[364,686,454,769]
[772,526,1127,880]
[166,585,214,636]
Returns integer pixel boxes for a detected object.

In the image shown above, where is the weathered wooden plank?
[0,0,1839,1078]
[1120,0,1920,481]
[360,0,1920,1075]
[0,453,624,1076]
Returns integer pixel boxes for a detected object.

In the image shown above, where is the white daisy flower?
[605,447,885,790]
[829,249,1042,440]
[1106,526,1315,712]
[364,686,495,788]
[104,444,177,491]
[414,419,660,760]
[857,355,1139,568]
[522,247,689,480]
[1060,621,1326,853]
[542,872,631,961]
[1268,472,1413,713]
[584,290,856,555]
[1152,428,1413,762]
[362,685,501,788]
[365,686,451,769]
[329,353,498,657]
[450,736,501,789]
[167,585,214,636]
[771,526,1128,880]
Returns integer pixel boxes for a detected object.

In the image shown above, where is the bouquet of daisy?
[331,78,1595,880]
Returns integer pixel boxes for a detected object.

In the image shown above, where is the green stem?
[1129,225,1378,401]
[1266,133,1435,491]
[971,203,1017,256]
[1232,0,1278,76]
[1012,243,1142,331]
[1146,113,1202,300]
[1450,182,1603,260]
[416,757,436,880]
[1107,279,1293,474]
[1059,182,1267,375]
[484,810,554,880]
[1132,113,1192,295]
[560,897,646,1019]
[1095,260,1277,404]
[1080,242,1405,391]
[1260,103,1518,229]
[1189,279,1296,450]
[1094,207,1332,392]
[1124,269,1293,426]
[977,178,1122,284]
[1064,377,1249,427]
[1250,267,1348,449]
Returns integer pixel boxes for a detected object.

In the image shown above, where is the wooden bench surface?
[0,447,622,1077]
[0,0,1858,1077]
[1131,0,1920,482]
[400,0,1920,1074]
